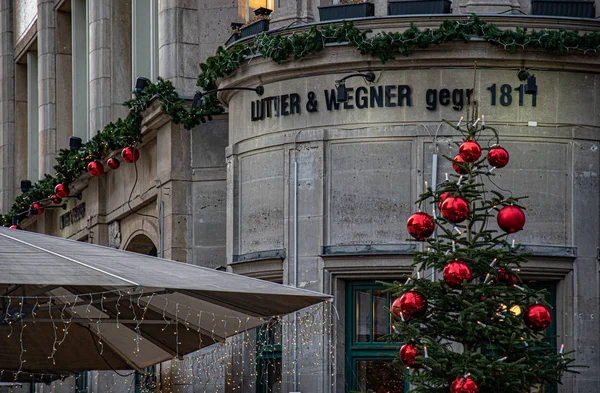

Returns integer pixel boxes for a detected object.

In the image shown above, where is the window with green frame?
[256,319,282,393]
[345,281,407,393]
[75,372,88,393]
[527,281,558,393]
[134,366,157,393]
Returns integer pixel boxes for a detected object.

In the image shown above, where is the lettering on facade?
[250,82,538,121]
[59,203,86,229]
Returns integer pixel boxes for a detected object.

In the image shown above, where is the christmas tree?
[390,105,578,392]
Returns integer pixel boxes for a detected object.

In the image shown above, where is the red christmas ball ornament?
[122,146,140,163]
[399,343,421,368]
[438,191,450,210]
[397,291,428,320]
[54,183,69,198]
[443,261,473,288]
[107,157,120,170]
[407,212,435,241]
[459,140,482,163]
[487,146,510,168]
[51,194,62,204]
[524,304,552,331]
[497,205,525,233]
[451,376,479,393]
[452,155,469,175]
[87,161,104,177]
[30,203,44,215]
[441,196,470,223]
[497,267,518,286]
[391,297,403,319]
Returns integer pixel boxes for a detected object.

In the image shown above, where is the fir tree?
[390,104,579,393]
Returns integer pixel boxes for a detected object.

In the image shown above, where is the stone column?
[0,0,15,212]
[37,0,57,177]
[88,0,112,135]
[198,0,237,63]
[457,0,521,14]
[158,0,199,96]
[271,0,315,29]
[89,0,131,136]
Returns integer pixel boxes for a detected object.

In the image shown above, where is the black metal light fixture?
[335,71,376,103]
[135,77,151,95]
[192,85,265,109]
[20,180,32,193]
[254,7,272,17]
[69,136,83,151]
[517,69,537,94]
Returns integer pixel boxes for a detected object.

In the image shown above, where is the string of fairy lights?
[0,289,337,393]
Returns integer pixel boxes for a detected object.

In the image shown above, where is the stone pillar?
[271,0,315,28]
[0,0,15,212]
[198,0,237,63]
[158,0,199,96]
[457,0,521,14]
[88,0,112,135]
[89,0,131,136]
[37,0,57,177]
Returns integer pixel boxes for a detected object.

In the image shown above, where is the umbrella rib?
[0,232,139,287]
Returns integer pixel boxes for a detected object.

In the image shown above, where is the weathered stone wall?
[221,16,600,392]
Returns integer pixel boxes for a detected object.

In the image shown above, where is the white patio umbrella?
[0,227,330,382]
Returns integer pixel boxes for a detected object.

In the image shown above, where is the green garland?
[2,16,599,226]
[0,78,220,226]
[197,15,600,90]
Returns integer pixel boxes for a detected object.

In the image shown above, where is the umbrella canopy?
[0,227,330,382]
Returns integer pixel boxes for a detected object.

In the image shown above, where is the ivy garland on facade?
[2,16,599,226]
[0,78,221,225]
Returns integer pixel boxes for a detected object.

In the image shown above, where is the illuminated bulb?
[510,305,521,316]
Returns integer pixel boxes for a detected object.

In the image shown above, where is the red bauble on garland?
[107,157,120,170]
[399,343,421,368]
[459,140,482,163]
[487,146,510,168]
[497,267,518,286]
[87,161,104,177]
[54,183,69,198]
[407,212,435,241]
[452,155,469,175]
[441,196,470,223]
[396,291,428,320]
[450,376,479,393]
[30,203,44,215]
[524,304,552,331]
[443,261,473,288]
[497,205,525,233]
[122,146,140,163]
[51,194,62,204]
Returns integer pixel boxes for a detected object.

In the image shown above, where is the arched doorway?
[125,234,157,257]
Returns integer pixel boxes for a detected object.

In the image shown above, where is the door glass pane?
[356,360,404,392]
[373,289,389,341]
[258,359,282,393]
[356,289,371,342]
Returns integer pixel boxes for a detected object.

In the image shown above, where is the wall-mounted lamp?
[192,85,265,109]
[517,69,537,94]
[20,180,32,193]
[254,7,273,17]
[69,136,83,151]
[135,77,151,95]
[335,71,376,103]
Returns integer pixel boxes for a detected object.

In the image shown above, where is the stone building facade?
[0,1,599,393]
